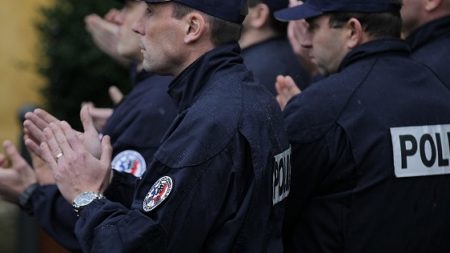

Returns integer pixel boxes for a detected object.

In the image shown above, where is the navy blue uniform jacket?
[29,68,176,251]
[406,15,450,89]
[283,39,450,253]
[242,37,310,94]
[74,43,290,253]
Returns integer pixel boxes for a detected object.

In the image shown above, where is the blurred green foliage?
[36,0,131,130]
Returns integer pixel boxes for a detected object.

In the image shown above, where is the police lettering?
[399,133,449,168]
[391,124,450,178]
[273,147,291,205]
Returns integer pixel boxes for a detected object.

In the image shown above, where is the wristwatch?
[17,183,39,215]
[72,192,104,215]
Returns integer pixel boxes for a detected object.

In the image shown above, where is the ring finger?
[43,127,63,160]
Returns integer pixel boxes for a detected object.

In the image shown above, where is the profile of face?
[400,0,423,37]
[302,15,349,76]
[115,1,148,61]
[132,3,185,75]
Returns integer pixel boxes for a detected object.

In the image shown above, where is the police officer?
[82,0,177,178]
[240,0,310,93]
[275,0,450,110]
[275,0,450,252]
[38,0,290,252]
[0,1,176,251]
[402,0,450,88]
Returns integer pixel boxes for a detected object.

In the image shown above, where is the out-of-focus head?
[113,0,147,61]
[401,0,450,37]
[244,0,290,34]
[273,0,402,76]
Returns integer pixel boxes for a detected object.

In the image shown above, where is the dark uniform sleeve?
[74,143,256,253]
[74,200,167,252]
[104,170,140,208]
[29,171,140,252]
[283,95,357,251]
[284,125,356,225]
[30,185,81,252]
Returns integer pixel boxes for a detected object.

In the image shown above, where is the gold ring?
[55,152,63,160]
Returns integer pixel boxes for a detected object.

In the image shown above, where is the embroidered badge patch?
[111,150,147,177]
[143,176,173,212]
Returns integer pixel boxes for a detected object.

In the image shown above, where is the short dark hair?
[327,11,402,39]
[247,0,287,36]
[172,3,242,46]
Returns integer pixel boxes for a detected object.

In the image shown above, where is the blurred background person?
[0,0,129,252]
[240,0,311,94]
[274,0,320,110]
[402,0,450,88]
[18,0,176,251]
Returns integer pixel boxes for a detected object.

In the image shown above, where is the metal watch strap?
[17,183,39,215]
[72,192,105,216]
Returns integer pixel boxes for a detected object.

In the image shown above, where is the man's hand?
[0,141,37,203]
[104,8,120,23]
[83,85,124,131]
[30,152,55,185]
[40,121,112,203]
[24,106,103,160]
[83,103,113,132]
[275,75,301,110]
[23,109,58,159]
[85,12,129,66]
[108,85,124,104]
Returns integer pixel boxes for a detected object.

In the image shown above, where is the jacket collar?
[168,42,243,112]
[405,15,450,51]
[339,38,410,71]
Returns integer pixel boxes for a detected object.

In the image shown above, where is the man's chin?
[142,61,154,72]
[118,47,141,60]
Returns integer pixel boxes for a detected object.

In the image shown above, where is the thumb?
[285,76,301,95]
[275,75,288,95]
[3,140,29,171]
[109,86,124,104]
[80,104,98,136]
[100,135,112,168]
[105,8,120,22]
[99,135,113,193]
[276,95,287,111]
[84,14,99,27]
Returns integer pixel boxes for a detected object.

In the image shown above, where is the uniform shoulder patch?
[143,176,173,212]
[391,124,450,177]
[111,150,147,177]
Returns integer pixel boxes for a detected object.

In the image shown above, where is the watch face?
[75,192,99,207]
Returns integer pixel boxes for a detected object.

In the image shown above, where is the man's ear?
[345,18,364,49]
[247,3,271,28]
[424,0,442,12]
[184,12,206,44]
